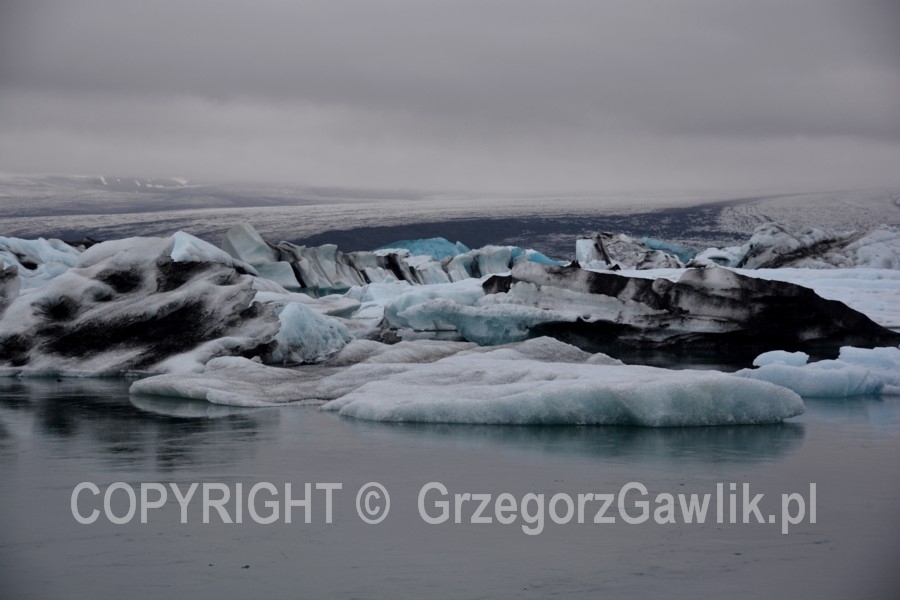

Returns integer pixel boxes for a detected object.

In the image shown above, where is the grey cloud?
[1,0,899,191]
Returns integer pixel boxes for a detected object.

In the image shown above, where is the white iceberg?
[734,223,900,270]
[737,346,900,397]
[131,338,805,427]
[752,350,810,368]
[0,232,351,375]
[0,235,81,289]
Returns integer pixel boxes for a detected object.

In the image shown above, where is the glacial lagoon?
[1,378,899,599]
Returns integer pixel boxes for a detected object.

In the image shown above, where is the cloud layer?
[2,0,899,192]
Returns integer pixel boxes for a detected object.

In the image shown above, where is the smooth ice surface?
[321,350,804,426]
[133,338,804,426]
[753,350,810,368]
[130,356,332,406]
[221,222,277,265]
[738,346,900,397]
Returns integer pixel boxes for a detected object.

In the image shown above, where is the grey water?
[1,378,900,599]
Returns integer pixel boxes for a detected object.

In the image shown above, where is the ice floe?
[131,338,805,426]
[738,346,900,397]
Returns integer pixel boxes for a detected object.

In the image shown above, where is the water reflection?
[130,394,262,419]
[16,379,900,468]
[802,396,900,430]
[0,378,818,468]
[339,418,807,465]
[0,378,278,471]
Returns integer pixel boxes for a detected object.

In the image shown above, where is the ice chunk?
[494,262,900,361]
[0,233,320,375]
[221,222,278,265]
[575,238,602,265]
[169,231,258,275]
[688,247,743,268]
[399,299,571,345]
[268,303,351,364]
[753,350,809,368]
[130,338,802,426]
[376,237,469,260]
[0,236,81,289]
[738,346,900,397]
[733,223,900,269]
[641,237,694,264]
[512,248,560,266]
[845,226,900,269]
[253,262,302,291]
[399,254,452,285]
[322,352,804,426]
[218,224,562,293]
[327,339,477,366]
[575,233,683,270]
[383,279,485,329]
[130,356,330,406]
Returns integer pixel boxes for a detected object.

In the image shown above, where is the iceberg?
[752,350,810,368]
[268,302,352,365]
[0,235,81,289]
[376,237,470,261]
[323,356,804,426]
[0,232,350,375]
[392,261,900,362]
[2,221,898,389]
[131,338,805,426]
[734,223,900,270]
[130,356,335,406]
[219,224,564,295]
[575,232,684,270]
[737,346,900,397]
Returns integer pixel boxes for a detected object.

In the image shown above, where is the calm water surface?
[1,378,899,599]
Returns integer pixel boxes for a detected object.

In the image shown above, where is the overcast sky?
[1,0,899,193]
